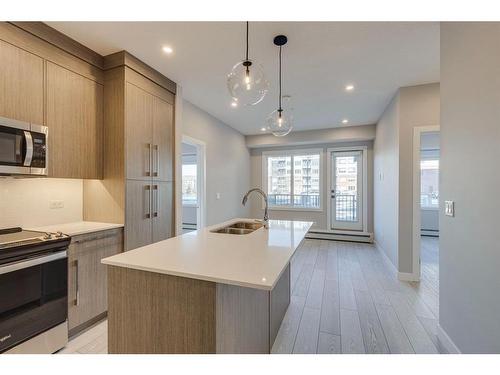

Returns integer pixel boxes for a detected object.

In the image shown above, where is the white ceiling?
[47,22,440,135]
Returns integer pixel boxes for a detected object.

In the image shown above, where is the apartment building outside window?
[263,149,322,210]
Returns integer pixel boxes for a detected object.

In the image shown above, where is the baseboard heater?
[182,223,197,231]
[421,229,439,237]
[306,229,373,243]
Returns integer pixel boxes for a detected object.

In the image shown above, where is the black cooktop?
[0,227,71,265]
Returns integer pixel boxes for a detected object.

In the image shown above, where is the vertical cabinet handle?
[145,184,151,219]
[153,145,159,177]
[146,143,152,177]
[153,184,159,217]
[74,259,79,306]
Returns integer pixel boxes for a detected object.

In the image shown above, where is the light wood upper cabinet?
[46,62,103,179]
[153,97,174,181]
[0,39,43,124]
[125,82,153,180]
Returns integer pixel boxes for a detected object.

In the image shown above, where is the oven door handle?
[0,251,67,275]
[23,131,33,167]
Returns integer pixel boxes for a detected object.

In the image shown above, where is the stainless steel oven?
[0,116,48,176]
[0,228,70,354]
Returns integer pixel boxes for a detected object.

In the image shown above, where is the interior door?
[331,150,364,231]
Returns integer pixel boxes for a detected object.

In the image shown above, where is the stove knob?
[43,232,53,240]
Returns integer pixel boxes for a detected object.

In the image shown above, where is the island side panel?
[107,266,216,353]
[216,283,270,353]
[269,263,291,346]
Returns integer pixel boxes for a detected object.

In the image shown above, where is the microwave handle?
[23,131,33,167]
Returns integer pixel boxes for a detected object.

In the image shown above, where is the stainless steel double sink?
[210,221,263,235]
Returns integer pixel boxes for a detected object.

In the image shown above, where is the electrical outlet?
[49,200,64,209]
[445,200,454,217]
[216,193,221,200]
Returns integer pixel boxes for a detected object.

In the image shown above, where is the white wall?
[249,141,374,232]
[374,83,440,273]
[440,22,500,353]
[182,100,250,225]
[374,94,400,267]
[0,178,83,228]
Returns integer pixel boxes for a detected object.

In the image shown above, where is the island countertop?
[101,218,312,290]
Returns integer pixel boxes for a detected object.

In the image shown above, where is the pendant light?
[227,22,269,106]
[267,35,292,137]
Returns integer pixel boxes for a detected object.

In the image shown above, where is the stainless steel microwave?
[0,117,48,176]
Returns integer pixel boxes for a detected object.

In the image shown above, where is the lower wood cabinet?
[68,228,123,335]
[125,180,173,251]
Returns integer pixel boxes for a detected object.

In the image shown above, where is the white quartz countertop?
[102,218,312,290]
[30,221,124,236]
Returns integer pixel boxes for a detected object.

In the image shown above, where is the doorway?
[181,136,206,233]
[412,127,440,284]
[327,147,368,232]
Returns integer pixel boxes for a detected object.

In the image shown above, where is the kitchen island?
[101,218,312,354]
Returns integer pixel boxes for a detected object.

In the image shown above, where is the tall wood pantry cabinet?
[83,51,176,251]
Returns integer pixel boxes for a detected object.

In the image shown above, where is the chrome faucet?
[242,188,269,229]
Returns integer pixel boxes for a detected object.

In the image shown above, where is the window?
[264,150,322,209]
[182,163,197,206]
[421,159,439,208]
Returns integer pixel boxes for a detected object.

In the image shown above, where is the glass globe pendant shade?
[227,60,269,106]
[267,109,293,137]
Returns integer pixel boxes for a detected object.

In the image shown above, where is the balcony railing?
[335,194,357,221]
[268,194,320,208]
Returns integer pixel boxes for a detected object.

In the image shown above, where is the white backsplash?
[0,178,83,228]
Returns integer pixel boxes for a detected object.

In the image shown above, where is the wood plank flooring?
[59,238,441,354]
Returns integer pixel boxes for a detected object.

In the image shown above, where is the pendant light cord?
[278,45,282,114]
[245,21,249,62]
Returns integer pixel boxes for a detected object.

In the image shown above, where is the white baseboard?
[397,272,420,282]
[437,324,461,354]
[375,241,421,281]
[374,240,398,274]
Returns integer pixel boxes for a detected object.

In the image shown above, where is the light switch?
[445,200,454,217]
[216,193,221,200]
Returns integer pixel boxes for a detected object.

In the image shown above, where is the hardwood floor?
[58,238,441,354]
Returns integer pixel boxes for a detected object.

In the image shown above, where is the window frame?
[262,148,324,212]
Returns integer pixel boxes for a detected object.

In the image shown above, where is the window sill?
[421,206,439,211]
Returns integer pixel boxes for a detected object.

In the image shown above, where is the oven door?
[0,118,31,175]
[0,251,68,353]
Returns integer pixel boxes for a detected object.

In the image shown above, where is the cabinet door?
[0,40,44,124]
[68,234,101,331]
[125,180,153,250]
[125,82,153,180]
[152,181,173,243]
[152,96,174,181]
[68,230,123,333]
[46,62,103,179]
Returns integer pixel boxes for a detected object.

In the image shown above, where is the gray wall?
[182,100,250,225]
[374,83,440,273]
[249,141,374,232]
[440,22,500,353]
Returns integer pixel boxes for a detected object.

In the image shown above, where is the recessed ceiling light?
[162,46,173,54]
[231,101,238,107]
[261,127,267,132]
[342,119,349,124]
[345,84,355,91]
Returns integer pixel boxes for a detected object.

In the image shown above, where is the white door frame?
[181,135,206,232]
[327,146,368,233]
[412,125,440,281]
